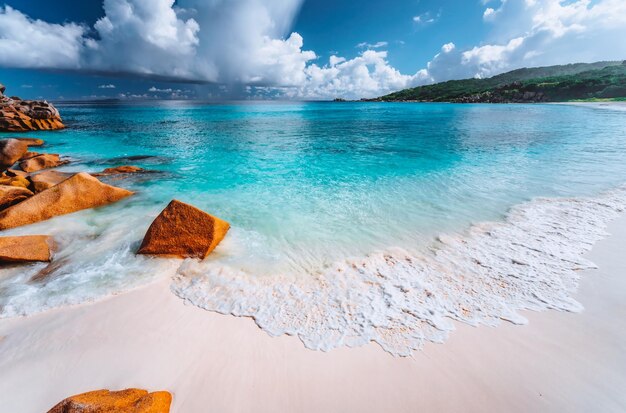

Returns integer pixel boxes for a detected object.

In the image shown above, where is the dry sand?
[1,215,626,413]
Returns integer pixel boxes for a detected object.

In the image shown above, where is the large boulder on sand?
[0,185,33,210]
[19,153,67,173]
[0,235,52,262]
[28,170,74,193]
[0,172,133,230]
[47,389,172,413]
[138,200,230,259]
[0,139,29,170]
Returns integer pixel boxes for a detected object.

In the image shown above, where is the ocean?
[1,101,625,355]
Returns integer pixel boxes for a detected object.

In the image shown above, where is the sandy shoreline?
[1,213,626,412]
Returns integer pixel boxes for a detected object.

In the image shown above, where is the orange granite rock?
[0,172,133,230]
[0,185,33,209]
[0,235,52,262]
[20,151,41,161]
[0,86,64,132]
[47,389,172,413]
[94,165,145,176]
[0,174,30,188]
[0,138,29,170]
[19,153,68,173]
[14,137,45,147]
[28,170,74,193]
[138,200,230,259]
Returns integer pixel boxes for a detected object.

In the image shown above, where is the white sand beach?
[1,213,625,413]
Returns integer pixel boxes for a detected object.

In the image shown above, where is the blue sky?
[0,0,624,100]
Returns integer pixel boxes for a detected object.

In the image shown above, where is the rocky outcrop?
[0,185,33,210]
[0,172,133,230]
[137,200,230,259]
[19,153,68,173]
[0,139,29,170]
[47,389,172,413]
[28,170,74,193]
[0,85,64,132]
[0,235,52,262]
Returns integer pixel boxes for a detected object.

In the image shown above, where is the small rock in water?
[0,172,133,230]
[0,235,53,263]
[93,165,145,176]
[0,139,29,171]
[46,389,172,413]
[138,200,230,259]
[0,185,33,210]
[19,153,68,173]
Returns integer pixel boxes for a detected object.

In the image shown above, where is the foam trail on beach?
[172,187,626,356]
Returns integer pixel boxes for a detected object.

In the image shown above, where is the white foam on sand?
[172,187,626,356]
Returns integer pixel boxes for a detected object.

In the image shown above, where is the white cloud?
[483,7,496,20]
[0,6,85,68]
[284,50,429,99]
[413,11,438,24]
[423,0,626,81]
[98,84,116,89]
[356,41,389,49]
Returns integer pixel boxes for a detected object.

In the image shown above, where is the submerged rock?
[0,86,64,132]
[93,165,145,176]
[138,200,230,259]
[47,389,172,413]
[0,139,29,170]
[0,172,133,230]
[19,153,68,173]
[0,185,33,210]
[0,235,52,263]
[28,170,74,193]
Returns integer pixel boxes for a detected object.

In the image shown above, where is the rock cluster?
[0,85,230,268]
[47,389,172,413]
[0,83,65,132]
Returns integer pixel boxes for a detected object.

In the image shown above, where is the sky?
[0,0,625,101]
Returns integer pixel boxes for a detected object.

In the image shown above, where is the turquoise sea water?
[1,101,626,353]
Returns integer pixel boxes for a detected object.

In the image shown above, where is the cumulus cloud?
[0,6,85,68]
[424,0,626,81]
[98,84,116,89]
[286,50,429,99]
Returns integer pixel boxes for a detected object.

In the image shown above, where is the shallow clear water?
[1,101,625,353]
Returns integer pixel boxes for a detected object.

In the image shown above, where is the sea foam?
[172,187,626,356]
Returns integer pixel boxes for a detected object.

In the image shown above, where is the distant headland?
[358,60,626,103]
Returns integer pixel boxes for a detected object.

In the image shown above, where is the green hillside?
[373,61,626,103]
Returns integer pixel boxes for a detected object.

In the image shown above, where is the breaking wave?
[172,187,626,356]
